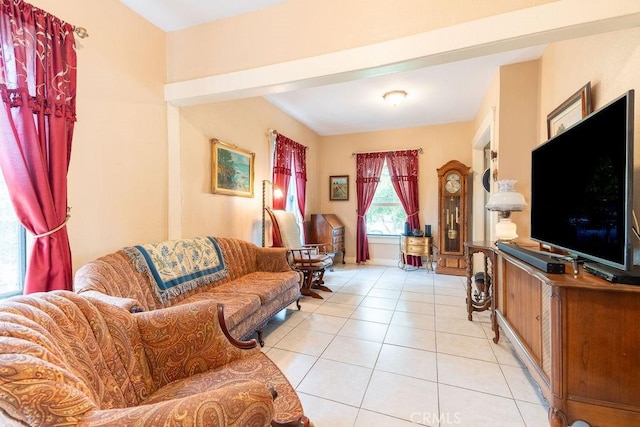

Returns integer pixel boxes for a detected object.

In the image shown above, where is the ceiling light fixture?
[383,90,407,106]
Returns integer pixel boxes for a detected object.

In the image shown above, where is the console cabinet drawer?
[401,235,432,257]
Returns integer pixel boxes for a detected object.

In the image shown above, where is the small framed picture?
[211,138,255,197]
[329,175,349,201]
[547,82,592,139]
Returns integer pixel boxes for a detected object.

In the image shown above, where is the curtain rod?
[267,128,308,149]
[351,148,424,156]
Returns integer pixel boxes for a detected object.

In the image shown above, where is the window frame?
[0,174,27,299]
[366,161,405,236]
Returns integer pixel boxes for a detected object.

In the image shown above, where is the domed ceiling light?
[383,90,407,106]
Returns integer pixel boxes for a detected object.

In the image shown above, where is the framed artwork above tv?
[546,82,592,138]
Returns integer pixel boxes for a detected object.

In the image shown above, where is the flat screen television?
[531,90,635,272]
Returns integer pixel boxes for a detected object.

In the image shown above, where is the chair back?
[267,208,304,247]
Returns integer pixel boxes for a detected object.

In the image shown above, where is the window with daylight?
[366,161,406,235]
[0,172,26,298]
[284,168,303,224]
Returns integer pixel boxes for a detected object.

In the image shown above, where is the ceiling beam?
[164,0,640,106]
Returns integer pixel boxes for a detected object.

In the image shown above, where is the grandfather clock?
[436,160,471,276]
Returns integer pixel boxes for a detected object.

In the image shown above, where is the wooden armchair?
[266,207,334,298]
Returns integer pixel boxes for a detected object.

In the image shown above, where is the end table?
[464,241,499,343]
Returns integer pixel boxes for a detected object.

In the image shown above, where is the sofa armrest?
[135,301,259,388]
[77,290,143,313]
[256,247,292,272]
[78,380,275,427]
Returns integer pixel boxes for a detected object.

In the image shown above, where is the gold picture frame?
[211,138,255,197]
[547,82,592,139]
[329,175,349,201]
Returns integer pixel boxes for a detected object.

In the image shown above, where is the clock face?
[445,173,461,193]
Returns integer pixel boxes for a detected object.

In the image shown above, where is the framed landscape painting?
[211,138,255,197]
[330,175,349,201]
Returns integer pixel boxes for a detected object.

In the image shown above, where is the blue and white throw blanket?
[123,237,227,304]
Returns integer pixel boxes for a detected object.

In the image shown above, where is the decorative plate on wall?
[482,168,491,192]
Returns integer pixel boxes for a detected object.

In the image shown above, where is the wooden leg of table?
[311,270,333,293]
[300,270,323,299]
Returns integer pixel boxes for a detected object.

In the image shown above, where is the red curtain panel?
[0,0,77,293]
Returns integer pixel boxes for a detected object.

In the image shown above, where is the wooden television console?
[495,249,640,427]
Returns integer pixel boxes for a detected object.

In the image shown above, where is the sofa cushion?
[209,271,300,304]
[177,292,260,330]
[143,352,304,424]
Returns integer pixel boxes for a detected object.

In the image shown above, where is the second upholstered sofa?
[0,291,311,426]
[74,237,302,346]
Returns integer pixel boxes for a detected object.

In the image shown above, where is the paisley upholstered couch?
[74,237,302,346]
[0,291,311,426]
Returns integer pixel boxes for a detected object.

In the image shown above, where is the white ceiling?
[119,0,290,32]
[119,0,546,135]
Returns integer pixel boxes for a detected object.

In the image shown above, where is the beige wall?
[22,1,640,272]
[175,106,474,265]
[319,124,473,264]
[540,27,640,138]
[166,0,556,82]
[30,0,168,270]
[471,71,500,241]
[496,60,540,241]
[178,98,321,245]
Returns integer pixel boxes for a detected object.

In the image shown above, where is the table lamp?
[485,180,527,241]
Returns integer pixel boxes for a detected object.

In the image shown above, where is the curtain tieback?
[408,211,419,217]
[33,209,71,238]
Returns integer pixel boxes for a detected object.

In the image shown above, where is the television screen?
[531,90,634,271]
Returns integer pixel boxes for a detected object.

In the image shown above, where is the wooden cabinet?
[310,214,345,263]
[501,260,544,366]
[436,160,471,275]
[496,251,640,426]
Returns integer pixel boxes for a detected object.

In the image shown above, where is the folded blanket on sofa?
[124,236,227,303]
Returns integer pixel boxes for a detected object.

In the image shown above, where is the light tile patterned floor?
[259,264,550,427]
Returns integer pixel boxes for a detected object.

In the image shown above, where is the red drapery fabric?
[355,153,385,263]
[387,149,421,267]
[272,133,307,241]
[272,134,293,210]
[291,142,307,220]
[0,0,77,293]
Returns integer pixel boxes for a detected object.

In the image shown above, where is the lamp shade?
[485,180,527,212]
